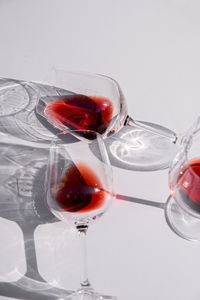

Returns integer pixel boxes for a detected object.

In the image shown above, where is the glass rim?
[36,68,122,101]
[45,68,120,84]
[176,116,200,181]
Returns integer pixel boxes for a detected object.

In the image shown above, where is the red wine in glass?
[174,158,200,213]
[53,162,108,213]
[44,94,113,139]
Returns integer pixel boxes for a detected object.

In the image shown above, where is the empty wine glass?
[165,116,200,241]
[36,70,177,171]
[46,130,117,299]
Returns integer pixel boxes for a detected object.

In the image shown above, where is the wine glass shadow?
[0,77,168,299]
[0,141,73,299]
[0,78,77,299]
[103,125,178,171]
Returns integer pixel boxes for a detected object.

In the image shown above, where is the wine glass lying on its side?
[165,116,200,242]
[46,130,117,299]
[36,70,177,171]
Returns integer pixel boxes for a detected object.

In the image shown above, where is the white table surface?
[0,1,200,300]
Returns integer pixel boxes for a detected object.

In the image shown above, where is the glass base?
[105,121,178,171]
[65,288,117,300]
[165,196,200,242]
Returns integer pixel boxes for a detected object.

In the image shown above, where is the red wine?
[44,94,113,137]
[174,158,200,212]
[54,163,108,213]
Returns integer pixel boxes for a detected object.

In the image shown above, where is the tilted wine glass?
[36,70,177,171]
[165,116,200,241]
[46,130,117,299]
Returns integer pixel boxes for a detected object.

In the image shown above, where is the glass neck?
[125,116,177,144]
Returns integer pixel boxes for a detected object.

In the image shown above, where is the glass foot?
[165,196,200,242]
[65,288,117,300]
[105,122,177,171]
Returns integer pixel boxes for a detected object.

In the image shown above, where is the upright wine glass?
[165,116,200,241]
[46,130,116,299]
[36,70,177,171]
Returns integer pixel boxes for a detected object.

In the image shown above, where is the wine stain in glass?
[43,94,113,138]
[54,163,108,213]
[174,158,200,213]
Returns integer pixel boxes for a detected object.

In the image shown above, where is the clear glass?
[165,116,200,241]
[46,130,117,299]
[36,70,177,171]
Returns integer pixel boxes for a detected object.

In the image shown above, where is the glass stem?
[125,116,178,144]
[76,225,91,289]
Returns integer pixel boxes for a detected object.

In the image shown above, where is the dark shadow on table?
[0,142,73,299]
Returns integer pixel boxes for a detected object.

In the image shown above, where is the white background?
[0,1,200,300]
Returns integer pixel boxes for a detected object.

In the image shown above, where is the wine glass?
[46,130,117,299]
[165,116,200,241]
[36,69,177,171]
